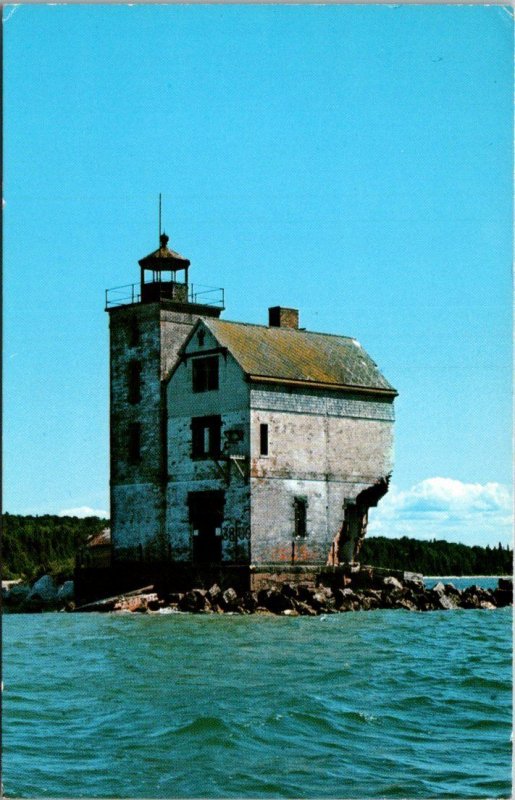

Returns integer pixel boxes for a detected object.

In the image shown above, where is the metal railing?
[189,284,225,308]
[105,282,225,310]
[105,283,141,309]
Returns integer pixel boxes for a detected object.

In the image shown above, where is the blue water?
[3,601,512,798]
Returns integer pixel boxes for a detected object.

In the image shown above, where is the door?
[188,490,224,564]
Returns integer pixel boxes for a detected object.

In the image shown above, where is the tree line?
[360,535,512,576]
[2,513,108,581]
[1,514,512,581]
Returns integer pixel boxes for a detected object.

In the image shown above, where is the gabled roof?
[199,319,396,395]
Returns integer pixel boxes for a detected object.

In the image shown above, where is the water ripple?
[3,607,512,798]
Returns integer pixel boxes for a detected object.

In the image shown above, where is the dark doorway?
[188,490,225,564]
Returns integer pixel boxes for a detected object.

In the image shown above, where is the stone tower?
[106,232,224,566]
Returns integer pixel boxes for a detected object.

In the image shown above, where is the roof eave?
[247,374,398,398]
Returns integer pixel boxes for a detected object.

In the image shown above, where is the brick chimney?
[268,306,299,329]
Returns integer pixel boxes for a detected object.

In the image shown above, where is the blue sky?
[4,4,513,546]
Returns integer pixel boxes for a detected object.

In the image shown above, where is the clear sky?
[4,4,513,546]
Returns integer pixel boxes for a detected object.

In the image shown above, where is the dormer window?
[192,356,219,393]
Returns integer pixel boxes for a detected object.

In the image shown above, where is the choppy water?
[3,597,512,798]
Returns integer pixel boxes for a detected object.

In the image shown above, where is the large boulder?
[403,572,425,591]
[178,589,211,612]
[221,587,240,611]
[207,584,222,606]
[382,576,404,593]
[28,575,57,604]
[258,587,295,614]
[461,586,496,609]
[334,588,361,611]
[293,600,318,616]
[493,587,512,608]
[498,578,513,593]
[3,583,30,605]
[241,591,258,613]
[57,581,75,603]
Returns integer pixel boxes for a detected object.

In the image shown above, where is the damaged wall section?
[249,384,394,565]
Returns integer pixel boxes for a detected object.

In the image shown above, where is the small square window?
[192,356,219,393]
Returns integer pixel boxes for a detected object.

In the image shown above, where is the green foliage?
[360,536,513,576]
[2,513,108,582]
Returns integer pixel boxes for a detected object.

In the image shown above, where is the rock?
[207,584,222,604]
[493,588,512,608]
[258,588,295,613]
[280,583,299,600]
[461,586,496,609]
[167,592,184,606]
[388,595,417,611]
[28,575,57,604]
[361,589,382,610]
[3,583,30,605]
[433,593,456,610]
[443,583,461,597]
[296,583,317,602]
[221,587,239,611]
[334,588,360,611]
[293,600,318,616]
[431,581,447,595]
[282,608,299,616]
[241,591,258,612]
[382,576,404,592]
[178,591,201,612]
[311,591,335,612]
[479,601,497,610]
[57,581,74,603]
[403,572,425,591]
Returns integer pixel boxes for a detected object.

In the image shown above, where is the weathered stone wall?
[109,302,220,562]
[249,383,394,565]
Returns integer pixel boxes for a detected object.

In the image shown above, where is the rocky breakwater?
[2,575,75,612]
[73,572,513,616]
[161,576,512,615]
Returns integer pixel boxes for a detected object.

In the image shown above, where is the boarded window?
[192,356,219,393]
[128,423,141,463]
[294,497,308,538]
[260,423,269,456]
[129,318,139,346]
[128,360,142,404]
[191,416,222,459]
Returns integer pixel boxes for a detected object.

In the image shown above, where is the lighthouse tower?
[105,232,224,568]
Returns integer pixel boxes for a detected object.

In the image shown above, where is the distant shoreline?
[424,574,512,580]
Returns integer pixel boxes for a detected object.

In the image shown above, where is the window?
[128,360,142,404]
[191,416,222,459]
[192,356,219,393]
[128,423,141,463]
[129,318,139,346]
[197,329,206,347]
[294,497,308,538]
[260,423,269,456]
